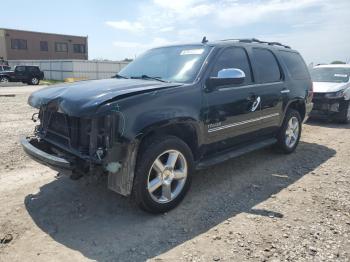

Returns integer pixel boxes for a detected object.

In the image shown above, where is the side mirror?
[205,68,246,91]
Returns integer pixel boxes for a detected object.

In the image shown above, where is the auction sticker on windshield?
[180,49,204,55]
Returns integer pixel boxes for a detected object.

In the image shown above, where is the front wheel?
[133,136,194,214]
[276,109,302,154]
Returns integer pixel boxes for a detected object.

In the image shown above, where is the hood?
[28,78,182,117]
[313,81,349,93]
[0,70,14,74]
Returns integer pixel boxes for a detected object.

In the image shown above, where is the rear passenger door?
[248,48,285,134]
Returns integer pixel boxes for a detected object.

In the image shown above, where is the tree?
[331,61,346,64]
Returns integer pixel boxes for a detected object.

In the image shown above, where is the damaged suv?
[21,38,313,213]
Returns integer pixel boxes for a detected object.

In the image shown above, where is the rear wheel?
[133,135,193,214]
[276,109,302,154]
[0,76,9,84]
[28,77,39,85]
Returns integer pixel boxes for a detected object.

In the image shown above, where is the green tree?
[331,61,346,64]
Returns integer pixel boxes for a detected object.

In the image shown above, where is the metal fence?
[8,60,129,81]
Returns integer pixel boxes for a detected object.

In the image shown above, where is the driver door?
[14,66,26,81]
[203,47,263,153]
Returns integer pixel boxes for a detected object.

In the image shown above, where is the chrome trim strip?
[208,113,280,133]
[281,89,290,93]
[218,81,284,92]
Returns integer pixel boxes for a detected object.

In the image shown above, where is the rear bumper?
[20,137,73,170]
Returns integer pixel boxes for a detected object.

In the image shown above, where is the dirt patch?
[0,85,349,261]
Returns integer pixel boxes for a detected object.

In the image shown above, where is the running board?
[196,138,277,170]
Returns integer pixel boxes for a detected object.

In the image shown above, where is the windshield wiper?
[113,74,129,79]
[130,75,169,83]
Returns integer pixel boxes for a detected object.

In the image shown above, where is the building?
[0,28,88,60]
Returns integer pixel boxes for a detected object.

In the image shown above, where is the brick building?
[0,28,88,60]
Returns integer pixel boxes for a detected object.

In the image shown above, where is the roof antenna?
[202,36,208,44]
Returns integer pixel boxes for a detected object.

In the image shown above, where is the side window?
[15,66,25,72]
[252,48,281,83]
[28,67,39,72]
[210,47,252,84]
[279,51,309,80]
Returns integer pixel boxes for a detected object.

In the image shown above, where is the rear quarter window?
[28,67,39,72]
[279,51,309,80]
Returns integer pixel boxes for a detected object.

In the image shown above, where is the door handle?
[251,96,261,112]
[281,88,290,94]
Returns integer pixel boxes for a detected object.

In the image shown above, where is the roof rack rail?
[220,38,291,49]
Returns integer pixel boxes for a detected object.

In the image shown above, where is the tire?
[276,109,302,154]
[133,135,194,214]
[337,101,350,124]
[28,77,39,85]
[0,76,9,84]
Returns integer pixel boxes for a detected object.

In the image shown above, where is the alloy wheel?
[147,150,188,203]
[0,77,9,83]
[31,78,39,85]
[285,116,299,148]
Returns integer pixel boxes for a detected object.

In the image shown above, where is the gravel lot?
[0,85,349,262]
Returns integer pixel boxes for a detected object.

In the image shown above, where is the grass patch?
[40,79,64,85]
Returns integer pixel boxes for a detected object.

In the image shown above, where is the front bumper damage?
[310,95,348,120]
[21,137,73,171]
[21,106,139,196]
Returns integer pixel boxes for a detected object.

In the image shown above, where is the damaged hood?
[28,78,182,116]
[313,81,350,93]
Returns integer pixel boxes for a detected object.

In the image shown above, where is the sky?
[1,0,349,64]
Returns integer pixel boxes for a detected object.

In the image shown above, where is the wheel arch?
[135,118,201,162]
[283,99,306,122]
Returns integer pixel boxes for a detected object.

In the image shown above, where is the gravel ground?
[0,85,349,262]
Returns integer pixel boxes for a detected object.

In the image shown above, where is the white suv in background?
[310,64,350,123]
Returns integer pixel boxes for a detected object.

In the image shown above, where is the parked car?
[0,65,44,85]
[0,65,12,72]
[310,64,350,123]
[21,38,313,213]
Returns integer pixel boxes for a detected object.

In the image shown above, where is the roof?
[0,28,87,38]
[152,38,296,52]
[314,64,350,69]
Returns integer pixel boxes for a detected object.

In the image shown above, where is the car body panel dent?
[28,78,184,117]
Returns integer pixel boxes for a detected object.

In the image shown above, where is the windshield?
[118,45,211,83]
[311,67,350,83]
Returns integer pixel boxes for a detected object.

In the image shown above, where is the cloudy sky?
[2,0,350,64]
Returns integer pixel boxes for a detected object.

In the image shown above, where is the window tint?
[28,67,39,72]
[279,51,309,80]
[15,66,25,72]
[40,41,48,51]
[252,48,281,83]
[55,42,68,52]
[210,47,252,84]
[11,39,27,50]
[73,44,86,53]
[3,66,11,71]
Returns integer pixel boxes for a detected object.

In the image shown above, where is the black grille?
[313,93,326,100]
[39,109,91,154]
